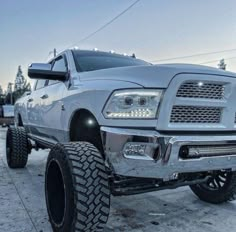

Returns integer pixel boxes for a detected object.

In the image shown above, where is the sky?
[0,0,236,91]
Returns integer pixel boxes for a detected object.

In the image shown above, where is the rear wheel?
[190,171,236,204]
[6,126,28,168]
[45,142,110,232]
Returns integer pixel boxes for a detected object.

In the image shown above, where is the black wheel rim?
[46,159,66,227]
[203,171,229,191]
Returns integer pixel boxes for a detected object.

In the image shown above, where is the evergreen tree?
[9,66,32,104]
[15,65,27,91]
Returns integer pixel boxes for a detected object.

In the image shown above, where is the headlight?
[103,89,163,119]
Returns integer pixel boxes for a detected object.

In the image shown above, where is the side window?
[47,56,67,86]
[35,80,46,90]
[52,57,67,72]
[48,80,59,86]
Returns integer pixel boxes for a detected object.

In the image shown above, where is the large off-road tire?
[45,142,110,232]
[190,171,236,204]
[6,126,28,168]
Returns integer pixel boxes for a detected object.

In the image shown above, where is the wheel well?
[69,109,104,154]
[18,114,23,127]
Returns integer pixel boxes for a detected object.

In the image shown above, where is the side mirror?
[28,63,67,81]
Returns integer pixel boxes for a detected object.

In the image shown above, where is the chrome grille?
[176,81,225,99]
[170,106,221,123]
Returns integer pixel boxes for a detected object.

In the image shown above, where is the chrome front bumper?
[101,127,236,180]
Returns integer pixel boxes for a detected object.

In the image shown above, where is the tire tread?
[6,127,28,168]
[47,141,110,232]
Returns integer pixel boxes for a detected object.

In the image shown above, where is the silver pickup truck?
[6,49,236,231]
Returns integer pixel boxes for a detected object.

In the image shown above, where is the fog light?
[123,142,157,160]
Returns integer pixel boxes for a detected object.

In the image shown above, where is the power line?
[150,48,236,63]
[68,0,141,47]
[48,1,140,59]
[199,56,236,65]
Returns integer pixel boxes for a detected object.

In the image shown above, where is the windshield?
[72,50,150,72]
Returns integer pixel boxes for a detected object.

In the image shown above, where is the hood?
[79,63,236,88]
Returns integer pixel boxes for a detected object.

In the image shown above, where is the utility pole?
[47,48,57,61]
[8,82,14,105]
[53,48,57,57]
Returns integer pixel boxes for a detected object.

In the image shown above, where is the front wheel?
[45,142,110,232]
[190,171,236,204]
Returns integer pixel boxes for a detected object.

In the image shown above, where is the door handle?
[28,98,34,102]
[40,94,48,99]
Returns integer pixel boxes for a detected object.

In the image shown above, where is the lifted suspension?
[110,173,211,196]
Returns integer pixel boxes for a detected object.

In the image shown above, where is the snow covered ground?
[0,128,236,232]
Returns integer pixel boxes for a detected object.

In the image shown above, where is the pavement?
[0,128,236,232]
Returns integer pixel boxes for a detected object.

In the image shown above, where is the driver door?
[39,55,68,143]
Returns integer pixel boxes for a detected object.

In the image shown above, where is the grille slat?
[176,82,225,99]
[170,106,221,124]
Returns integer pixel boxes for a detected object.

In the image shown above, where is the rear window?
[72,50,150,72]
